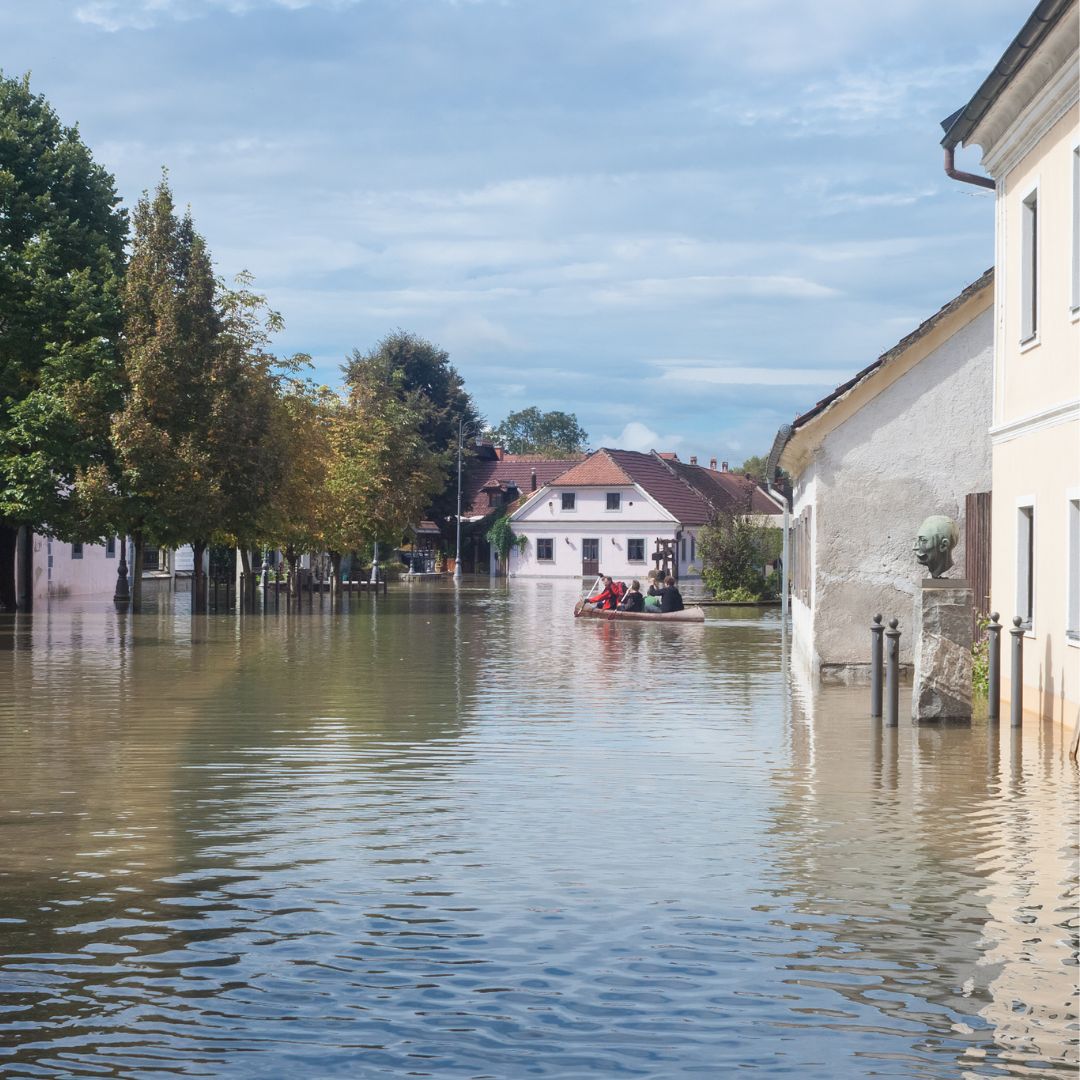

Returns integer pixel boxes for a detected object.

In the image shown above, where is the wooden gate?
[965,491,992,637]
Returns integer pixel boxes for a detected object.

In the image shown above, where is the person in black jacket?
[659,576,684,613]
[618,580,645,613]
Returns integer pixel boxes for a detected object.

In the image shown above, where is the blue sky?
[5,0,1023,461]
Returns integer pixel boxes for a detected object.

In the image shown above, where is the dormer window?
[561,493,576,510]
[606,492,621,511]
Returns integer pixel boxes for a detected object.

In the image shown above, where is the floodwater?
[0,578,1076,1079]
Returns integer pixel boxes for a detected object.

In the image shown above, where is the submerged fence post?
[986,612,1001,722]
[870,613,884,717]
[884,618,900,728]
[1010,616,1024,728]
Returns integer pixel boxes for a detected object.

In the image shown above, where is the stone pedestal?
[912,579,974,724]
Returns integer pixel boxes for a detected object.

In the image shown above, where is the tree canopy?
[488,407,588,457]
[0,73,127,606]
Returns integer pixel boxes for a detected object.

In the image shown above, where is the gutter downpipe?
[765,423,794,627]
[943,145,995,190]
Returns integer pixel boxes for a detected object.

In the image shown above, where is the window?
[680,537,686,562]
[537,538,554,562]
[106,536,116,558]
[628,538,645,562]
[690,534,696,563]
[561,492,576,511]
[606,492,621,511]
[1072,146,1080,312]
[1017,504,1034,630]
[1021,187,1038,342]
[1068,497,1079,642]
[71,543,83,560]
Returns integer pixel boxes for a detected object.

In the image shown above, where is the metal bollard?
[1010,616,1024,728]
[986,612,1001,722]
[885,618,901,728]
[870,613,884,717]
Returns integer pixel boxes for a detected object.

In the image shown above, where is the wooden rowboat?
[573,600,705,623]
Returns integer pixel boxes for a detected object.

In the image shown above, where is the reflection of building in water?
[774,685,1078,1073]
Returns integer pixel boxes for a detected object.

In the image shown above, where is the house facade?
[506,448,780,580]
[775,271,995,680]
[942,0,1079,733]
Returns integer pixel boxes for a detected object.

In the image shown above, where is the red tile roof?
[662,458,781,516]
[461,454,584,518]
[547,450,633,487]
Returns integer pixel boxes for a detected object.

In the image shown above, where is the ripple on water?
[0,581,1076,1078]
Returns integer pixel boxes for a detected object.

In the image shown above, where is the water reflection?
[0,579,1075,1077]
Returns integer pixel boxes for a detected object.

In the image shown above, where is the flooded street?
[0,579,1076,1078]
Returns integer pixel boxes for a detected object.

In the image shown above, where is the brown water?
[0,578,1076,1078]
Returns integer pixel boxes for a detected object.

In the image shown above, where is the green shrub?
[712,585,759,603]
[972,613,990,698]
[698,512,780,600]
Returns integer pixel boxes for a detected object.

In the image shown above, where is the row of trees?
[0,75,480,610]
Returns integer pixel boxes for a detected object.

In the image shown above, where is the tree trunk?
[0,523,18,612]
[329,551,342,608]
[285,546,299,602]
[239,546,254,612]
[131,532,145,611]
[192,539,207,614]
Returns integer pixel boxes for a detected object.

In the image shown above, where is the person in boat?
[611,579,627,605]
[618,580,645,613]
[585,576,619,610]
[644,573,663,612]
[659,575,684,613]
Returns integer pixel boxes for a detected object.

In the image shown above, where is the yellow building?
[942,0,1079,738]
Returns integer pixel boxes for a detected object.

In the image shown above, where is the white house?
[772,270,994,681]
[505,448,781,580]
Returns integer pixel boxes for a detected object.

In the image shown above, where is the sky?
[4,0,1027,462]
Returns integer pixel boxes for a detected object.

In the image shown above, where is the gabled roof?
[665,458,781,516]
[547,448,714,526]
[460,453,584,518]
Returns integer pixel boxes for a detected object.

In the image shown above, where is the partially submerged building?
[774,271,995,680]
[942,0,1079,734]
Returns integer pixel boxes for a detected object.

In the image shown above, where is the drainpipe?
[943,145,995,190]
[765,423,794,626]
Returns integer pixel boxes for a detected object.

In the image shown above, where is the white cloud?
[438,313,522,352]
[598,422,685,454]
[654,363,853,387]
[591,275,839,307]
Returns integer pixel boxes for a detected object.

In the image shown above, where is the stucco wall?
[28,535,122,601]
[798,305,994,673]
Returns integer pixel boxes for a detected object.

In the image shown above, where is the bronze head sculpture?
[914,515,959,579]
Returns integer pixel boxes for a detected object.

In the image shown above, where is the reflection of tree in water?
[766,688,1078,1074]
[0,591,484,1072]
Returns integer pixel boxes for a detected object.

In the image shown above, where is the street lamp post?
[453,418,464,581]
[113,532,130,606]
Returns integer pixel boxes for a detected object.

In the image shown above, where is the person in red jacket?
[586,576,618,610]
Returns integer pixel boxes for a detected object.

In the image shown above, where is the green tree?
[343,330,480,523]
[107,176,221,609]
[0,74,127,609]
[488,407,588,457]
[697,511,782,600]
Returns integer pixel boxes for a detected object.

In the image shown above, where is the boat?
[573,600,705,623]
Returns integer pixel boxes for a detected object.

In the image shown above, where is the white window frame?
[1016,496,1036,635]
[605,492,621,512]
[627,538,645,563]
[71,542,83,560]
[1020,181,1039,346]
[1067,489,1080,646]
[1071,141,1080,318]
[561,492,576,512]
[536,537,555,563]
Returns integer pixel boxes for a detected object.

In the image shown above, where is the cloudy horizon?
[5,0,1018,461]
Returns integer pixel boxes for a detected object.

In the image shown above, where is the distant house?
[772,270,994,680]
[506,448,781,580]
[941,0,1079,733]
[456,444,585,573]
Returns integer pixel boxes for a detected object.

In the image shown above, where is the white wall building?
[506,448,781,581]
[774,270,995,680]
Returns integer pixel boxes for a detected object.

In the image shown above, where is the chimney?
[709,458,717,471]
[530,468,537,492]
[721,461,728,471]
[495,446,504,461]
[689,455,698,465]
